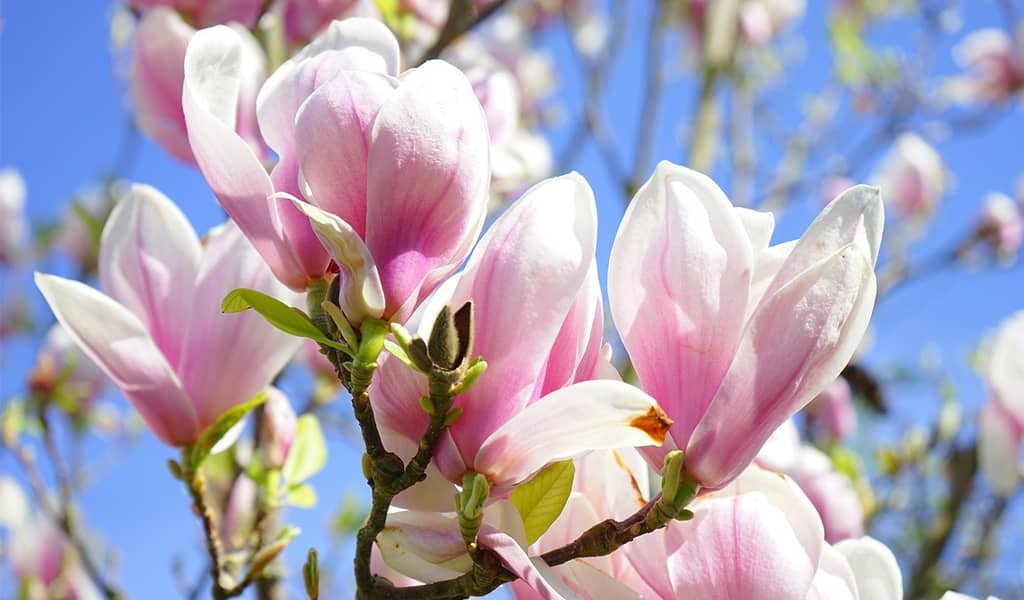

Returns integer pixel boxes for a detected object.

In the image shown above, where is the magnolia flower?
[29,324,111,408]
[831,536,903,600]
[373,174,669,496]
[948,29,1024,105]
[273,0,379,45]
[132,8,266,164]
[978,311,1024,495]
[8,513,102,600]
[683,0,806,50]
[36,185,302,446]
[446,41,552,207]
[221,475,257,549]
[0,167,27,265]
[940,592,1003,600]
[298,338,337,378]
[976,192,1024,260]
[610,161,882,489]
[260,387,297,469]
[623,467,899,600]
[126,0,264,28]
[806,376,858,441]
[787,446,864,543]
[183,20,490,325]
[871,133,947,218]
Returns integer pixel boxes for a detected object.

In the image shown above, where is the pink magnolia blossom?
[131,8,265,165]
[788,446,864,543]
[221,475,257,549]
[126,0,264,28]
[978,311,1024,495]
[610,161,882,489]
[183,20,490,324]
[0,167,27,265]
[35,185,302,446]
[624,467,900,600]
[871,132,947,218]
[373,174,670,495]
[977,192,1024,259]
[8,513,102,600]
[684,0,806,48]
[272,0,380,45]
[807,376,858,441]
[260,387,298,469]
[949,29,1024,105]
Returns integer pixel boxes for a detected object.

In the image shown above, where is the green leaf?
[286,483,318,508]
[221,288,348,351]
[184,393,267,472]
[283,415,327,485]
[383,340,420,372]
[510,460,575,545]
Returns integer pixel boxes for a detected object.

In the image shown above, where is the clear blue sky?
[2,1,1023,597]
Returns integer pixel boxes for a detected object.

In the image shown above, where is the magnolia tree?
[1,0,1023,599]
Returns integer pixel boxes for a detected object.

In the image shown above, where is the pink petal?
[478,527,581,600]
[805,544,859,600]
[178,223,303,428]
[833,537,903,600]
[183,26,316,290]
[366,60,490,321]
[98,184,200,370]
[131,8,195,163]
[295,70,396,236]
[474,380,670,490]
[441,174,597,470]
[35,274,198,446]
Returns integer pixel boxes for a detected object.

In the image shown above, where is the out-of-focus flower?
[8,513,102,600]
[220,474,257,549]
[788,446,864,543]
[681,0,806,51]
[610,161,881,488]
[446,40,552,207]
[871,132,947,218]
[260,387,297,469]
[125,0,264,28]
[947,28,1024,105]
[0,167,27,265]
[807,376,858,441]
[976,192,1023,260]
[374,174,668,495]
[274,0,379,45]
[183,20,490,325]
[978,310,1024,495]
[298,338,336,378]
[29,324,111,409]
[132,8,266,164]
[36,185,302,447]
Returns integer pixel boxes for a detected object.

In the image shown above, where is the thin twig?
[415,0,511,66]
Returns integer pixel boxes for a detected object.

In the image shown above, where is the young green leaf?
[282,415,327,486]
[286,483,318,508]
[221,288,348,351]
[184,393,267,472]
[510,460,575,545]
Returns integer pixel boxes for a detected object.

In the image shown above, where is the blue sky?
[2,0,1023,597]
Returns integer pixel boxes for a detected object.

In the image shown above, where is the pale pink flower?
[832,537,904,600]
[977,192,1024,259]
[220,475,257,549]
[260,387,297,469]
[183,20,490,324]
[610,161,882,489]
[274,0,379,45]
[373,174,669,495]
[978,310,1024,495]
[298,338,337,378]
[36,185,302,446]
[788,446,864,543]
[8,514,102,600]
[871,133,947,218]
[131,8,266,164]
[126,0,264,28]
[949,29,1024,105]
[807,376,858,440]
[0,168,27,265]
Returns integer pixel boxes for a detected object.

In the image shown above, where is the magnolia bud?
[260,388,297,470]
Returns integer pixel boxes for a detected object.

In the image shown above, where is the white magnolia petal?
[475,380,670,489]
[281,194,385,322]
[377,511,472,583]
[834,536,903,600]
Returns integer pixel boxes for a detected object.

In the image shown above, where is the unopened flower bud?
[260,388,297,470]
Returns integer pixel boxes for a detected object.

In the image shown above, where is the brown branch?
[415,0,511,66]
